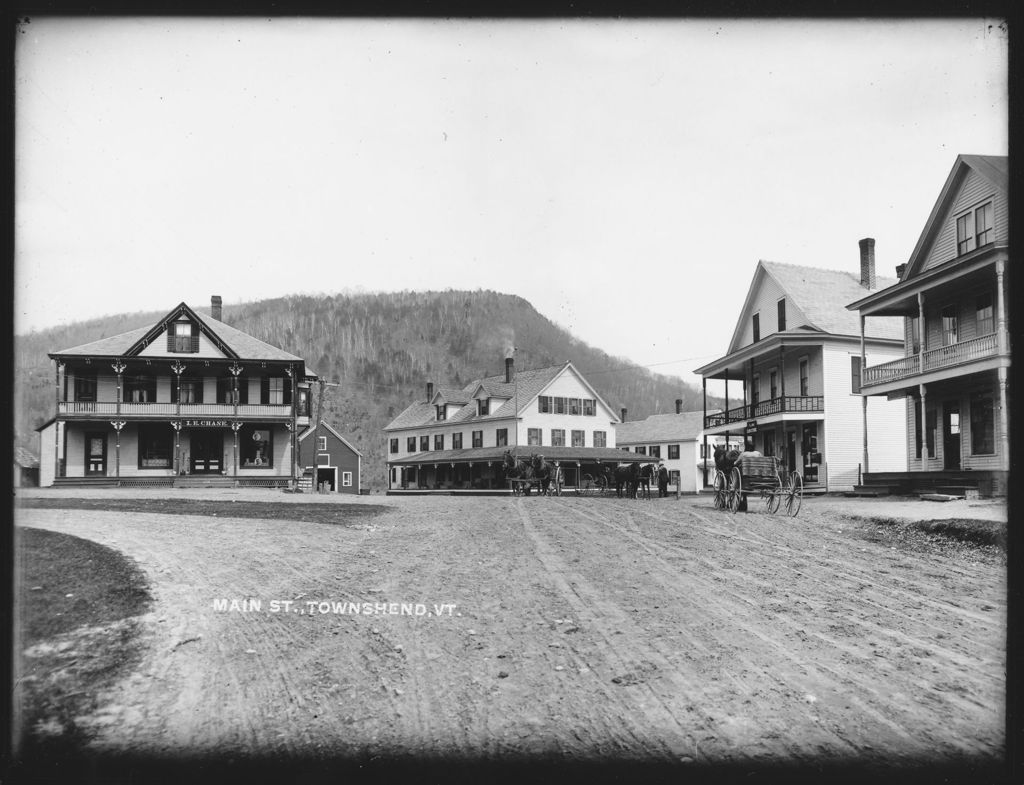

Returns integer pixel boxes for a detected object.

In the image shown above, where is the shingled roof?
[616,411,705,444]
[384,363,567,431]
[760,261,904,340]
[50,302,305,363]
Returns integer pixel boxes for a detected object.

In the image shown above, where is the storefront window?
[241,426,272,468]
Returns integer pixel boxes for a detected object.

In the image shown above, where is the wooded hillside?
[15,290,722,489]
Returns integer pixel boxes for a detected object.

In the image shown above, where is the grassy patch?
[16,528,153,760]
[19,497,390,526]
[844,514,1006,565]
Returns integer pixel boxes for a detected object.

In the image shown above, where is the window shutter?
[195,378,204,404]
[167,324,175,352]
[261,377,270,405]
[284,378,293,405]
[238,378,248,404]
[191,323,199,352]
[171,378,178,403]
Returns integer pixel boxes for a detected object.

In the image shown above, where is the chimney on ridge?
[675,398,683,415]
[505,357,514,383]
[895,263,907,279]
[859,238,876,289]
[426,382,434,401]
[621,408,627,422]
[211,295,223,321]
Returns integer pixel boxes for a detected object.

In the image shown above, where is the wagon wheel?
[594,474,608,496]
[785,472,803,516]
[727,467,743,513]
[763,486,781,514]
[712,470,727,510]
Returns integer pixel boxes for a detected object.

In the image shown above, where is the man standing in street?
[657,462,669,497]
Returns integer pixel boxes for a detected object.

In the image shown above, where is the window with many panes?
[554,397,566,414]
[477,399,488,416]
[528,428,542,446]
[265,377,285,405]
[496,429,508,447]
[436,405,446,421]
[850,356,861,394]
[342,471,353,487]
[551,429,565,447]
[910,316,921,354]
[452,433,463,449]
[976,293,994,336]
[472,430,483,448]
[176,377,203,404]
[538,396,550,413]
[649,445,661,458]
[668,444,679,460]
[569,398,581,415]
[636,446,646,455]
[799,358,809,396]
[593,430,606,448]
[317,436,327,451]
[407,436,416,452]
[168,321,199,353]
[583,399,595,416]
[970,392,995,454]
[420,435,429,451]
[125,375,157,403]
[390,438,399,454]
[434,434,444,451]
[941,305,959,346]
[571,430,585,447]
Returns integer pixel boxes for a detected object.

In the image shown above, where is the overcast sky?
[15,18,1007,390]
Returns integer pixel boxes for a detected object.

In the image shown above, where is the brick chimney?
[859,238,876,289]
[211,295,222,321]
[675,398,682,414]
[505,357,514,383]
[426,382,434,401]
[621,408,627,422]
[895,263,906,279]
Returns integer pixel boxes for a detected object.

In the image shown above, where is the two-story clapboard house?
[38,297,314,487]
[848,154,1009,497]
[384,357,656,493]
[694,244,908,492]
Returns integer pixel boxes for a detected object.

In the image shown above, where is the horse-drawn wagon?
[712,452,803,516]
[503,452,561,496]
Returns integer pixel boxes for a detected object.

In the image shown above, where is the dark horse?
[637,463,655,500]
[503,451,534,495]
[612,462,640,498]
[713,445,740,474]
[530,454,554,495]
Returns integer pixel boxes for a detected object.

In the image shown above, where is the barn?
[297,421,363,494]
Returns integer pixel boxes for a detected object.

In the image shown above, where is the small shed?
[15,446,40,488]
[298,421,363,494]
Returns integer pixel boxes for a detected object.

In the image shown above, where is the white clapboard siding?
[923,167,1007,273]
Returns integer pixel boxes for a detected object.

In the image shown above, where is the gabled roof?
[903,154,1008,281]
[298,421,363,457]
[384,362,612,431]
[754,261,903,342]
[616,411,705,444]
[50,301,305,363]
[431,386,470,405]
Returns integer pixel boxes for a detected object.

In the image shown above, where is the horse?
[713,445,741,473]
[612,462,640,498]
[502,451,534,495]
[637,463,655,500]
[530,454,553,495]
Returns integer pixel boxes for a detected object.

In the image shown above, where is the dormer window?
[478,399,488,416]
[167,321,199,353]
[436,404,447,421]
[956,201,994,255]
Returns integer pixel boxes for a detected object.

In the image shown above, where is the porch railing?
[704,396,824,428]
[862,332,999,387]
[58,401,294,418]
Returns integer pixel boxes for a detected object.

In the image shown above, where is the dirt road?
[15,491,1006,770]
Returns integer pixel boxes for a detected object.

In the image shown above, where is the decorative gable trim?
[125,302,239,359]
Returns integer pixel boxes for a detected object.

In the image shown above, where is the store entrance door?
[190,431,224,474]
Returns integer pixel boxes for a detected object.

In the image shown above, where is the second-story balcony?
[862,332,1000,388]
[704,395,824,429]
[57,400,295,419]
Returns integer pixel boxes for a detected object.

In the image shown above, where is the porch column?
[861,397,869,476]
[779,345,786,402]
[996,259,1007,355]
[917,293,926,373]
[701,378,707,481]
[171,361,186,418]
[111,420,125,478]
[286,365,298,482]
[749,357,755,417]
[54,361,63,481]
[231,421,241,478]
[918,384,927,462]
[724,369,729,422]
[998,367,1009,471]
[171,420,183,475]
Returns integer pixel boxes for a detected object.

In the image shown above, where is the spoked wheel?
[727,467,743,513]
[712,470,727,509]
[594,474,608,496]
[763,489,781,514]
[785,472,803,516]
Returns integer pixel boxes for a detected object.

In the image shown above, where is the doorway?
[190,431,224,474]
[786,430,797,473]
[85,431,107,475]
[943,403,961,470]
[316,467,337,491]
